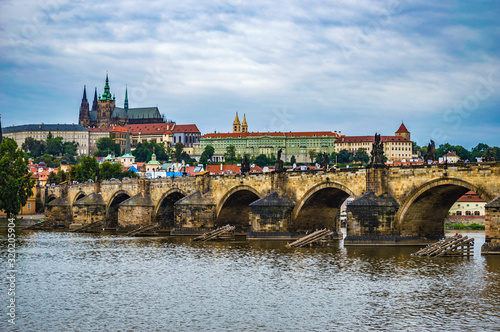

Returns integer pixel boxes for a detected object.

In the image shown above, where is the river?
[1,230,499,331]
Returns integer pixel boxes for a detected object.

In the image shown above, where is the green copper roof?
[120,153,135,158]
[101,72,113,100]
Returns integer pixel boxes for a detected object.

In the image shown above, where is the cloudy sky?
[1,0,499,149]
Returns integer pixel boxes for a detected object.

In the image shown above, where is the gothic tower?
[395,122,411,141]
[97,72,116,128]
[233,112,241,133]
[91,87,98,113]
[78,85,90,127]
[241,114,248,133]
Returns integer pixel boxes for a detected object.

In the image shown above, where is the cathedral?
[78,72,164,128]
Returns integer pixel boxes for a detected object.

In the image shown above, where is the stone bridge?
[44,162,500,253]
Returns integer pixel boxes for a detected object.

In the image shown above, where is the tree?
[471,143,489,161]
[353,148,370,163]
[46,135,64,156]
[100,162,123,180]
[199,153,209,166]
[202,145,215,162]
[308,150,317,163]
[290,155,297,165]
[132,141,168,162]
[224,145,237,164]
[174,142,184,161]
[0,139,36,219]
[95,137,120,157]
[63,141,78,163]
[70,155,98,182]
[22,137,46,158]
[254,154,270,167]
[337,149,352,163]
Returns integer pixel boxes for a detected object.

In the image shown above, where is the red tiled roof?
[128,123,175,135]
[111,126,127,133]
[88,127,111,132]
[457,191,485,202]
[336,135,411,143]
[203,131,339,139]
[250,165,263,173]
[443,151,459,158]
[172,124,200,133]
[396,123,410,134]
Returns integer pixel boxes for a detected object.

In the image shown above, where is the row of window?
[456,211,481,216]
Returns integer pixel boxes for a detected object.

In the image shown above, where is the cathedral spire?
[92,87,98,112]
[82,85,87,101]
[124,86,129,111]
[233,112,241,133]
[242,114,248,133]
[101,71,112,100]
[125,125,131,154]
[78,86,90,127]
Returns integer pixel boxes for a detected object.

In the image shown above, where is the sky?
[1,0,499,149]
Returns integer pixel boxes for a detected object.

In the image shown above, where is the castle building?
[79,72,164,128]
[196,113,340,163]
[334,123,416,162]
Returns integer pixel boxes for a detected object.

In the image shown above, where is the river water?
[1,230,499,332]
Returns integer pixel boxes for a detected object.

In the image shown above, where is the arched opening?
[106,193,131,228]
[216,189,261,231]
[399,181,489,238]
[292,187,351,232]
[46,195,57,204]
[73,193,86,204]
[155,191,186,228]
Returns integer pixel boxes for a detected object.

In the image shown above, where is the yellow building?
[334,123,415,162]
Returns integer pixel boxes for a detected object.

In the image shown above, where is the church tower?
[78,85,90,127]
[233,112,241,133]
[241,114,248,133]
[395,122,411,141]
[91,87,98,113]
[97,72,116,128]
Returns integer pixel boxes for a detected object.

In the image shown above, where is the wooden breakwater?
[192,225,235,241]
[412,234,474,257]
[286,229,334,248]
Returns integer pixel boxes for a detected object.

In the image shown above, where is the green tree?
[70,155,98,182]
[199,153,209,166]
[63,141,78,163]
[308,149,317,163]
[202,145,215,162]
[0,139,36,218]
[95,137,121,157]
[174,142,184,161]
[22,137,46,158]
[336,149,352,163]
[100,162,123,180]
[224,145,237,164]
[132,141,168,162]
[254,154,270,167]
[290,155,297,165]
[471,143,489,161]
[353,148,370,163]
[46,135,64,156]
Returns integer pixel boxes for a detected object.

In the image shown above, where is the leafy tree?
[353,148,370,163]
[132,141,168,162]
[41,154,61,168]
[199,153,209,166]
[0,139,36,219]
[471,143,489,161]
[202,145,215,162]
[254,154,270,167]
[95,137,120,157]
[330,152,337,164]
[224,145,237,164]
[308,150,317,163]
[22,137,46,158]
[70,155,98,182]
[100,162,123,180]
[290,155,297,165]
[336,149,352,163]
[174,142,184,161]
[63,141,78,163]
[46,135,64,156]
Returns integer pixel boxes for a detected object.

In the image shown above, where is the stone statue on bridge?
[94,165,100,182]
[275,149,284,173]
[322,152,328,169]
[424,140,435,163]
[241,156,251,174]
[370,133,385,166]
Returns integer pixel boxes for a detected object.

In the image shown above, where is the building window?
[474,211,480,216]
[27,203,31,210]
[465,211,472,216]
[456,211,462,216]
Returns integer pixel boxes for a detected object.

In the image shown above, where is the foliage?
[70,155,98,183]
[22,137,46,158]
[0,139,36,218]
[308,150,317,163]
[41,154,61,168]
[224,145,237,164]
[200,145,215,164]
[174,142,184,161]
[95,137,121,157]
[290,155,297,165]
[100,162,124,180]
[132,140,169,162]
[445,223,485,230]
[46,132,64,156]
[253,154,272,167]
[353,148,370,163]
[336,149,352,164]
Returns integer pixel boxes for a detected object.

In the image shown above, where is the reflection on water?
[1,231,499,331]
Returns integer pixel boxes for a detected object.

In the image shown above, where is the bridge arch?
[292,182,356,232]
[216,185,263,231]
[397,177,492,238]
[154,188,187,228]
[72,191,86,205]
[46,194,57,204]
[105,190,132,228]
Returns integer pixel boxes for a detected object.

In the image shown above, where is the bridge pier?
[247,192,295,238]
[172,191,216,234]
[71,193,106,230]
[482,197,500,254]
[117,192,154,231]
